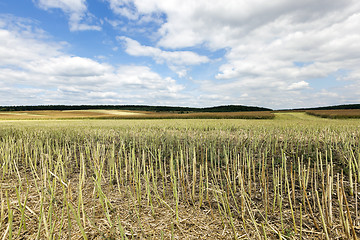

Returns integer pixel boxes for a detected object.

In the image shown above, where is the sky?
[1,0,360,109]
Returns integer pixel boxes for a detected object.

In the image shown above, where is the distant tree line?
[0,105,272,112]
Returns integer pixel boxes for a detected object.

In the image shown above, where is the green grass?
[0,113,359,239]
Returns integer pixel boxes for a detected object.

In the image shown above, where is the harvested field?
[0,110,147,119]
[306,109,360,118]
[0,110,274,120]
[0,113,359,239]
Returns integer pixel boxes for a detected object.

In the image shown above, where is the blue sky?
[1,0,360,109]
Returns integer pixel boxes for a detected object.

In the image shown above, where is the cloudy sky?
[1,0,360,109]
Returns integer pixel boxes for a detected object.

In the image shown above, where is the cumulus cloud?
[105,0,161,22]
[25,56,113,77]
[0,15,185,106]
[114,65,184,92]
[107,0,354,48]
[34,0,101,31]
[0,15,62,67]
[3,0,360,108]
[287,81,309,91]
[117,36,209,76]
[118,36,209,65]
[107,0,360,108]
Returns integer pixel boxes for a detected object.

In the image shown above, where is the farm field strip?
[306,109,360,118]
[0,114,359,239]
[76,110,145,116]
[0,110,145,119]
[0,110,274,120]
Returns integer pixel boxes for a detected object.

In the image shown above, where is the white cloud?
[3,0,360,108]
[106,0,139,20]
[118,36,209,65]
[105,17,123,28]
[105,0,161,22]
[26,56,113,77]
[0,15,62,67]
[114,65,184,93]
[0,15,185,106]
[287,81,309,91]
[34,0,101,31]
[107,0,360,108]
[36,0,87,13]
[117,36,209,77]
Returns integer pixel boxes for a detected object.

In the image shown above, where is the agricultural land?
[0,111,359,239]
[0,110,274,120]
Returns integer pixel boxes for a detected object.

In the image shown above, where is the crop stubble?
[0,113,359,239]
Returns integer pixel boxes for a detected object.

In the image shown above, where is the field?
[0,110,145,119]
[0,110,274,120]
[306,109,360,119]
[0,112,359,239]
